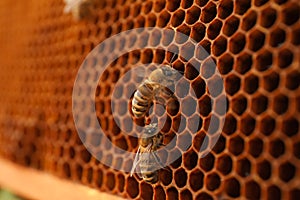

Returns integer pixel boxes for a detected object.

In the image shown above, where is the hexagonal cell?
[126,177,139,198]
[282,117,299,137]
[262,71,280,92]
[186,6,201,25]
[206,172,221,191]
[146,13,157,27]
[260,7,277,28]
[272,94,289,115]
[248,30,265,52]
[249,137,263,158]
[166,0,180,12]
[293,141,300,159]
[159,167,173,186]
[174,168,188,188]
[171,9,185,27]
[154,186,166,200]
[244,74,259,94]
[199,152,215,172]
[218,0,233,19]
[267,185,281,200]
[140,182,153,200]
[225,74,241,96]
[236,157,251,177]
[241,10,257,31]
[167,187,178,200]
[240,114,256,136]
[245,180,261,199]
[158,10,171,28]
[224,177,240,198]
[212,36,227,56]
[291,26,300,45]
[235,52,252,74]
[278,48,294,69]
[96,169,103,188]
[269,28,286,47]
[212,135,226,154]
[117,173,125,193]
[142,1,153,14]
[229,32,246,54]
[279,162,296,182]
[200,2,217,23]
[196,192,213,200]
[105,172,115,191]
[179,39,194,59]
[257,159,271,180]
[216,154,232,175]
[153,0,166,12]
[190,22,206,42]
[218,53,233,75]
[183,149,198,170]
[251,94,268,114]
[228,135,244,156]
[207,19,222,40]
[191,76,206,99]
[286,70,300,90]
[232,94,247,115]
[180,189,192,200]
[223,15,239,37]
[198,95,212,117]
[189,169,204,192]
[282,2,300,26]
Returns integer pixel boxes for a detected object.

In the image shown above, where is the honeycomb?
[0,0,299,199]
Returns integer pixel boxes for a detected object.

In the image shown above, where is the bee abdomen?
[142,171,158,184]
[132,82,154,117]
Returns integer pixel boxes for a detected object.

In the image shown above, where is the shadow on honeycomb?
[0,0,299,200]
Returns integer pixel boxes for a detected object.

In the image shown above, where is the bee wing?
[130,146,141,176]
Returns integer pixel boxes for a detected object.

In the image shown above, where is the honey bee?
[63,0,94,21]
[131,66,179,118]
[130,123,165,183]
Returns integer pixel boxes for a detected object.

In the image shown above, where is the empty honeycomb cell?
[69,147,75,159]
[228,135,244,155]
[267,185,281,200]
[286,70,300,90]
[263,71,280,92]
[200,2,217,23]
[179,40,194,60]
[177,131,192,151]
[240,114,255,136]
[146,13,157,27]
[223,16,239,37]
[282,117,299,137]
[174,168,187,188]
[180,189,192,200]
[229,32,246,54]
[206,172,221,191]
[76,164,83,181]
[257,159,271,180]
[186,6,201,25]
[254,0,268,7]
[166,0,180,12]
[198,40,212,60]
[80,148,92,163]
[190,22,206,42]
[195,192,213,200]
[270,28,286,47]
[224,177,240,197]
[140,182,153,200]
[212,35,227,56]
[126,177,139,198]
[158,10,171,28]
[154,186,166,200]
[279,162,295,182]
[225,74,241,96]
[142,1,153,14]
[249,137,263,158]
[135,16,146,28]
[117,174,125,193]
[63,162,71,178]
[235,52,252,74]
[290,189,300,200]
[171,9,185,27]
[207,19,222,40]
[251,94,268,114]
[115,136,128,151]
[212,135,226,154]
[235,0,251,15]
[86,167,93,184]
[199,152,215,172]
[248,30,266,52]
[245,180,261,199]
[278,48,293,69]
[198,95,212,117]
[176,26,191,45]
[216,154,232,175]
[167,187,178,200]
[273,94,289,115]
[189,169,204,192]
[191,76,206,98]
[193,131,207,151]
[232,94,247,115]
[154,0,166,13]
[236,157,251,177]
[159,167,173,186]
[218,53,233,75]
[293,141,300,159]
[241,10,257,31]
[166,99,180,116]
[260,7,277,28]
[183,149,198,170]
[218,0,233,19]
[282,3,300,26]
[244,74,259,94]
